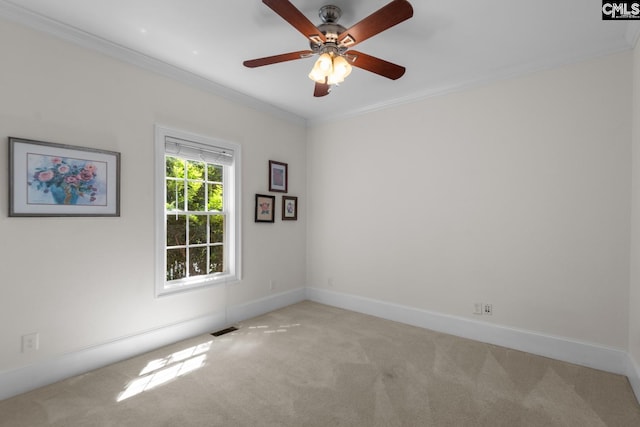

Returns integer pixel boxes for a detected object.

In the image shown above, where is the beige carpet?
[1,301,639,426]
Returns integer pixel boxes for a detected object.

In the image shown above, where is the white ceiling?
[1,0,639,125]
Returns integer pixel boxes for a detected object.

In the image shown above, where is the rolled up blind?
[165,136,234,166]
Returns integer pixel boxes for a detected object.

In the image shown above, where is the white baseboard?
[305,287,629,376]
[0,287,305,401]
[628,355,640,403]
[228,287,306,325]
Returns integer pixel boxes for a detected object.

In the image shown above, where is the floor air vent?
[211,326,238,337]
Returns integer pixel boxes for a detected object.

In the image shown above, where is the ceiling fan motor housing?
[310,5,347,51]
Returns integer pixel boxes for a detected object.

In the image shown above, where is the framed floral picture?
[255,194,275,223]
[282,196,298,221]
[268,160,288,193]
[9,137,121,217]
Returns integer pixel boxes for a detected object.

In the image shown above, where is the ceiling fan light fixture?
[308,52,352,85]
[308,52,334,83]
[330,55,352,82]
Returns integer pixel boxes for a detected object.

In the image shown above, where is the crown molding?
[308,42,633,127]
[0,0,306,127]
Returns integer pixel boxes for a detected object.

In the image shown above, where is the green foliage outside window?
[165,156,224,282]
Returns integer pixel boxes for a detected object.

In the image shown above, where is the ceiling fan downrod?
[313,5,348,47]
[318,5,341,23]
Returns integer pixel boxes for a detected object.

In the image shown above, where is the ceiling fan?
[243,0,414,97]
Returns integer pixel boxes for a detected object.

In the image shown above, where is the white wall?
[630,35,640,384]
[307,52,632,350]
[0,18,307,375]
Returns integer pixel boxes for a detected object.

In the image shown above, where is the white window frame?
[154,125,241,296]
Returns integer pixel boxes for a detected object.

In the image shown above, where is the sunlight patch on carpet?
[116,340,212,402]
[247,323,301,334]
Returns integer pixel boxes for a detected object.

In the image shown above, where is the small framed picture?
[282,196,298,221]
[9,137,120,217]
[269,160,288,193]
[255,194,275,223]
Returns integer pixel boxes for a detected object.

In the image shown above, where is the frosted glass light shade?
[308,53,333,83]
[327,55,352,85]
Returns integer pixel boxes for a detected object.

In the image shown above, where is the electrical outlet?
[474,303,483,315]
[269,280,276,290]
[327,278,334,287]
[483,304,493,315]
[22,332,39,353]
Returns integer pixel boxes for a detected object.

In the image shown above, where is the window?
[155,126,241,295]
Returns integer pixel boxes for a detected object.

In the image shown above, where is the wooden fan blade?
[263,0,326,44]
[337,0,413,48]
[347,50,406,80]
[313,82,331,97]
[243,50,313,68]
